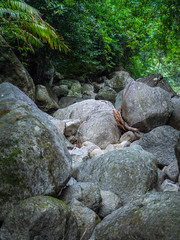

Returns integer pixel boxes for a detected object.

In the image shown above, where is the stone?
[69,199,101,240]
[106,71,135,92]
[35,84,59,112]
[68,80,82,98]
[137,73,176,96]
[134,125,179,166]
[53,99,115,122]
[81,141,101,154]
[162,161,179,182]
[64,119,81,137]
[52,85,69,97]
[0,196,78,240]
[82,83,95,98]
[120,131,141,143]
[105,144,116,152]
[77,147,157,204]
[98,190,123,218]
[90,149,105,158]
[77,111,120,149]
[50,118,66,134]
[95,86,117,104]
[0,83,72,221]
[0,36,35,100]
[121,81,173,132]
[168,96,180,131]
[157,168,165,190]
[115,90,123,109]
[60,182,102,212]
[114,141,131,149]
[160,179,179,192]
[90,192,180,240]
[58,96,84,108]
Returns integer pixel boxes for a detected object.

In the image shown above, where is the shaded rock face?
[137,73,176,96]
[35,84,59,113]
[60,182,102,213]
[69,199,101,240]
[95,86,117,104]
[90,192,180,240]
[0,83,72,221]
[134,125,179,167]
[168,96,180,131]
[53,99,121,148]
[77,147,157,204]
[121,82,173,132]
[0,196,78,240]
[0,36,35,100]
[106,71,135,92]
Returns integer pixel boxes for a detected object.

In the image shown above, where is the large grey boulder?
[77,111,120,149]
[0,83,72,220]
[60,182,102,212]
[53,100,120,148]
[90,192,180,240]
[115,90,123,109]
[133,125,179,166]
[77,147,157,204]
[137,73,176,96]
[105,71,135,92]
[121,82,173,132]
[53,99,115,122]
[0,36,35,100]
[69,199,101,240]
[0,196,78,240]
[168,96,180,131]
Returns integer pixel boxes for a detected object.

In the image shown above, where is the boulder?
[35,84,59,112]
[162,161,179,182]
[120,131,141,143]
[52,85,69,97]
[95,86,117,104]
[160,179,179,192]
[115,90,123,109]
[64,119,81,137]
[68,80,82,98]
[77,111,120,149]
[0,36,35,100]
[77,147,157,204]
[0,196,78,240]
[168,96,180,131]
[137,73,176,96]
[0,83,72,220]
[90,192,180,240]
[98,190,123,218]
[81,141,101,154]
[53,99,115,122]
[133,125,179,166]
[121,81,173,132]
[69,199,101,240]
[82,83,96,98]
[60,182,102,212]
[59,96,84,108]
[106,71,135,92]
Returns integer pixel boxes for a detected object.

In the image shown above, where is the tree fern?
[0,0,69,52]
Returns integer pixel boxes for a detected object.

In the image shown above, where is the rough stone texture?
[82,83,96,98]
[77,111,120,149]
[81,141,101,154]
[95,86,117,104]
[162,161,179,182]
[115,90,123,109]
[157,168,165,190]
[52,85,69,97]
[175,136,180,170]
[0,36,35,100]
[160,179,179,192]
[120,131,141,143]
[90,149,105,158]
[53,99,115,122]
[64,119,81,137]
[168,96,180,131]
[69,199,101,240]
[0,83,72,221]
[137,73,176,96]
[35,84,59,112]
[134,125,179,166]
[77,147,157,204]
[68,80,82,98]
[58,96,84,109]
[90,192,180,240]
[50,118,66,134]
[121,82,173,132]
[60,182,102,212]
[98,190,123,218]
[106,71,135,92]
[114,141,131,149]
[0,196,78,240]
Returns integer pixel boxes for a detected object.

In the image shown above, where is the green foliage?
[0,0,68,52]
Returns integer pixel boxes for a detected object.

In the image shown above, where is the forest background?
[1,0,180,92]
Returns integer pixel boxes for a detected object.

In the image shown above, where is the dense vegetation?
[1,0,180,91]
